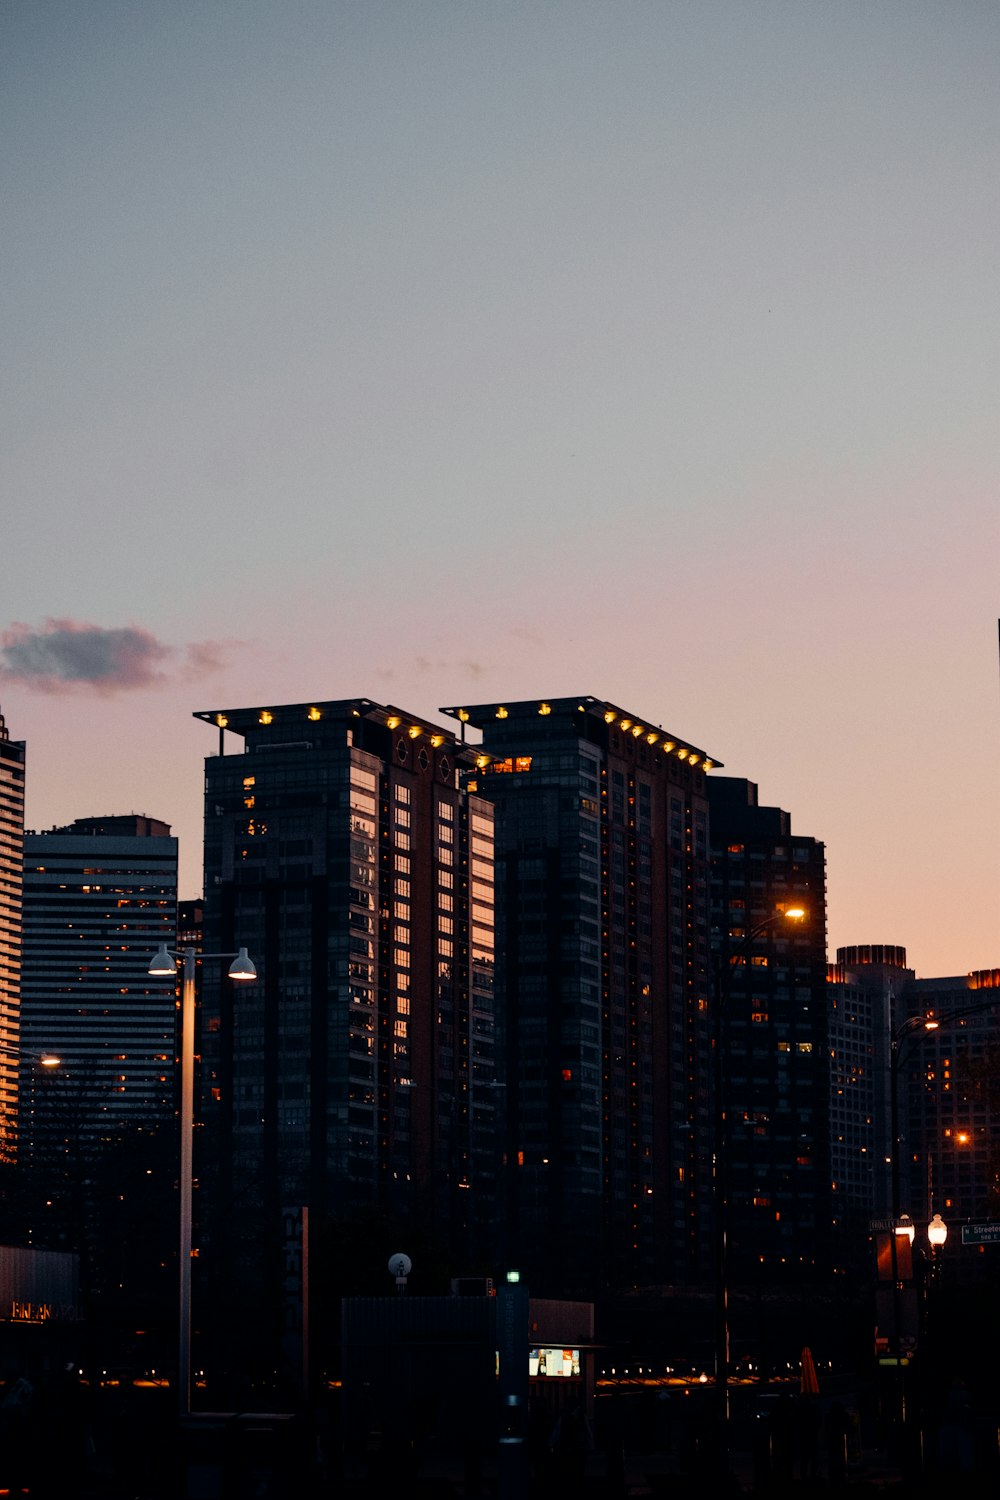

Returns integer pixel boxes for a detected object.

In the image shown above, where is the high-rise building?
[830,946,1000,1281]
[440,695,718,1298]
[826,945,912,1234]
[0,705,25,1164]
[19,816,178,1159]
[195,699,497,1360]
[902,968,1000,1244]
[707,777,830,1284]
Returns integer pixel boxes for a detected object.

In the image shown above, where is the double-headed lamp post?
[713,903,806,1451]
[148,943,256,1416]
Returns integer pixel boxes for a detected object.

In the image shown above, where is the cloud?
[0,619,239,695]
[378,656,487,682]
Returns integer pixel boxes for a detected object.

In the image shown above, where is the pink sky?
[3,3,998,978]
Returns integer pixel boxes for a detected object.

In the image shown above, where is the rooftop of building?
[194,697,484,764]
[439,695,720,769]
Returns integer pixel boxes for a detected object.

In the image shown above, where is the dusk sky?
[3,2,997,977]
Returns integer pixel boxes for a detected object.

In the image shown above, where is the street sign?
[961,1222,1000,1246]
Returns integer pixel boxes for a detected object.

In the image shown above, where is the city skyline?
[3,2,998,977]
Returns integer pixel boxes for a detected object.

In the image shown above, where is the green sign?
[961,1223,1000,1246]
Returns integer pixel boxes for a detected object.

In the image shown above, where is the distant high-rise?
[830,946,1000,1281]
[196,698,497,1356]
[441,695,718,1298]
[19,816,178,1158]
[0,705,25,1164]
[707,777,830,1283]
[826,945,912,1232]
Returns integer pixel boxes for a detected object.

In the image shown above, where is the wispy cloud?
[0,618,239,695]
[378,656,487,682]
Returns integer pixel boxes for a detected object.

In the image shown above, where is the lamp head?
[895,1213,916,1245]
[927,1213,948,1248]
[148,945,177,978]
[228,947,257,981]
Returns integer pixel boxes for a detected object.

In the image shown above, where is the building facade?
[828,946,1000,1283]
[707,777,830,1284]
[195,698,497,1367]
[902,969,1000,1245]
[440,695,718,1299]
[19,816,178,1159]
[0,707,25,1164]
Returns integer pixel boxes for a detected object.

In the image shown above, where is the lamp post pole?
[177,948,196,1419]
[149,943,255,1418]
[712,905,805,1459]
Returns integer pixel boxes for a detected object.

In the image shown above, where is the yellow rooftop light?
[386,716,401,730]
[259,711,273,725]
[496,706,509,719]
[408,726,421,739]
[458,709,470,722]
[430,734,444,747]
[662,741,675,752]
[631,724,643,738]
[539,702,552,715]
[308,707,322,721]
[476,754,489,770]
[619,718,632,731]
[216,714,228,729]
[676,748,688,760]
[688,753,700,766]
[646,732,659,745]
[703,759,713,771]
[604,710,616,724]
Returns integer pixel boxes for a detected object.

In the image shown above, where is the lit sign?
[529,1347,581,1378]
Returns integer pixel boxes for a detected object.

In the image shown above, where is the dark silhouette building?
[828,945,1000,1282]
[440,695,719,1299]
[195,698,497,1384]
[706,777,830,1285]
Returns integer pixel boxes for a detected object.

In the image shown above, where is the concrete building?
[440,695,718,1299]
[19,816,178,1158]
[0,706,24,1164]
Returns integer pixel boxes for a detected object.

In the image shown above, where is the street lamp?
[148,943,256,1415]
[713,903,806,1454]
[926,1213,947,1252]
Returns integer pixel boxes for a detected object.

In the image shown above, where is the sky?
[2,1,997,978]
